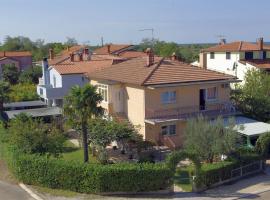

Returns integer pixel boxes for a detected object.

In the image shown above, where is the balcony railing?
[145,102,237,120]
[38,78,44,85]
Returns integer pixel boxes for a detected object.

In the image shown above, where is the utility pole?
[101,36,104,47]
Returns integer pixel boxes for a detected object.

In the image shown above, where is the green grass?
[174,166,194,192]
[32,185,78,197]
[61,140,98,163]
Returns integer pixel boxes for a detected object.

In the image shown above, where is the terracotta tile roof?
[118,51,147,58]
[239,59,270,69]
[202,41,270,52]
[90,57,237,86]
[0,51,32,57]
[93,44,133,55]
[52,60,113,75]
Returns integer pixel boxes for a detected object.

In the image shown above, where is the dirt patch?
[0,159,17,184]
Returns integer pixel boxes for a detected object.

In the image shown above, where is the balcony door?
[114,88,124,113]
[199,89,206,111]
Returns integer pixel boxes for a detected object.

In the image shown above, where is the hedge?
[8,150,173,193]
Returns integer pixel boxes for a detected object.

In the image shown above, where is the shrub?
[8,151,173,193]
[255,132,270,158]
[8,83,39,102]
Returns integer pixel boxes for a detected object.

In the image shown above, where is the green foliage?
[8,150,173,193]
[64,85,104,163]
[0,81,10,111]
[136,38,213,62]
[184,115,241,163]
[8,113,66,157]
[8,83,39,102]
[255,132,270,158]
[19,66,42,84]
[2,64,20,85]
[232,69,270,122]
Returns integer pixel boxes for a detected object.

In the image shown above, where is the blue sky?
[1,0,270,45]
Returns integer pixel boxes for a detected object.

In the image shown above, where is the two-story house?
[89,49,238,149]
[0,51,32,79]
[199,38,270,81]
[37,47,123,106]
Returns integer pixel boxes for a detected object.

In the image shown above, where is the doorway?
[199,89,206,111]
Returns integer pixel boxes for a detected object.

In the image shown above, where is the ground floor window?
[161,124,176,136]
[206,87,217,101]
[97,84,108,102]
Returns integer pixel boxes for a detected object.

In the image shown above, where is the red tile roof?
[90,57,237,86]
[52,60,113,75]
[0,51,32,57]
[202,41,270,52]
[118,50,147,58]
[239,59,270,69]
[93,44,133,55]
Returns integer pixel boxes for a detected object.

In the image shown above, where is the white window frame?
[205,87,218,101]
[161,124,176,136]
[161,91,176,104]
[97,84,108,103]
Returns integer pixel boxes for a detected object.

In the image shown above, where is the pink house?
[0,51,32,78]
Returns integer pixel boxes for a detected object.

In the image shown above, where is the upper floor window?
[210,52,215,59]
[97,84,108,102]
[206,87,217,101]
[161,124,176,136]
[226,52,231,60]
[263,51,267,59]
[245,52,253,60]
[161,91,176,104]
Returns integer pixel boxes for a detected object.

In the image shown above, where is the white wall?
[206,52,240,77]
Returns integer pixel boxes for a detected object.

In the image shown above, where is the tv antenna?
[139,28,154,41]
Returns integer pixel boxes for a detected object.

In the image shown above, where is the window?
[39,88,43,95]
[53,75,56,88]
[245,52,253,60]
[226,52,231,60]
[161,91,176,104]
[206,87,217,101]
[210,52,215,59]
[161,125,176,136]
[97,84,108,102]
[263,51,267,59]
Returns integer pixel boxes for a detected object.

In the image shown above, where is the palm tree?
[64,85,104,163]
[0,81,10,113]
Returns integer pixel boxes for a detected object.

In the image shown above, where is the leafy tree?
[19,66,42,84]
[0,81,10,112]
[65,37,78,46]
[232,69,270,122]
[8,113,66,157]
[2,64,20,84]
[64,85,104,163]
[255,132,270,158]
[8,83,39,102]
[184,115,241,163]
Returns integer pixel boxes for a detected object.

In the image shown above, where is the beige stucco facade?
[91,79,232,149]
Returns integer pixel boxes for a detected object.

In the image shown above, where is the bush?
[9,83,39,102]
[8,151,173,193]
[19,66,42,84]
[255,132,270,158]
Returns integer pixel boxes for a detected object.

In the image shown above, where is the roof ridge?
[141,57,165,86]
[238,41,243,51]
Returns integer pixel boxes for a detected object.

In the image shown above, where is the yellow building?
[90,51,239,149]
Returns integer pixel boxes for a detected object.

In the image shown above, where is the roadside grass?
[61,140,98,163]
[174,166,193,192]
[31,185,79,198]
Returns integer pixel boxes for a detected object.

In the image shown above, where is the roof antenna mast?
[139,28,155,46]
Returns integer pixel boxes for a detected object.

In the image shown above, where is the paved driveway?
[0,181,34,200]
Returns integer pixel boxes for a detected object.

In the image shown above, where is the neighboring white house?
[37,48,118,106]
[199,38,270,82]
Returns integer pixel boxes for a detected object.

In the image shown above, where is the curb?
[221,188,270,200]
[19,183,43,200]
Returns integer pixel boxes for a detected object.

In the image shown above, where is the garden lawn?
[61,140,98,163]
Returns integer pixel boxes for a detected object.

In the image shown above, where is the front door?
[199,89,206,111]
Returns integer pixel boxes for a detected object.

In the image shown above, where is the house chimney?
[107,44,111,54]
[145,48,154,67]
[171,52,177,61]
[257,37,263,50]
[49,48,54,60]
[42,58,50,85]
[83,48,91,61]
[219,38,226,45]
[70,53,74,62]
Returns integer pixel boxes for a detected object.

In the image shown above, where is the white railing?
[38,78,44,85]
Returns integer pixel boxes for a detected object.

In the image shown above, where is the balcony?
[145,102,238,124]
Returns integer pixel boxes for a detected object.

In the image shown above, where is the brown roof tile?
[118,51,147,58]
[240,59,270,69]
[90,57,237,86]
[93,44,133,55]
[0,51,32,57]
[202,41,270,52]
